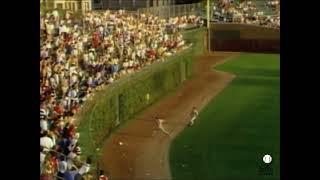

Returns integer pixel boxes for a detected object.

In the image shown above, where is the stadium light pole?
[100,0,104,9]
[207,0,211,53]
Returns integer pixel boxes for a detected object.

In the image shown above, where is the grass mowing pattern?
[170,53,280,180]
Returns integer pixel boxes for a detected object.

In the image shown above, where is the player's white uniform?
[189,109,199,126]
[157,119,170,136]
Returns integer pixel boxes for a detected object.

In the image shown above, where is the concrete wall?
[209,23,280,53]
[101,0,150,10]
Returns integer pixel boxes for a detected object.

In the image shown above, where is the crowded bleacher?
[40,1,280,178]
[40,9,203,180]
[212,0,280,29]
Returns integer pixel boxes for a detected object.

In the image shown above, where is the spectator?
[57,156,67,179]
[40,147,47,174]
[41,156,54,180]
[40,9,200,179]
[77,157,92,176]
[74,173,82,180]
[213,0,280,28]
[41,118,49,132]
[64,166,78,180]
[99,170,109,180]
[40,131,54,149]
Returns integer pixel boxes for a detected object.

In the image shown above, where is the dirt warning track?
[100,52,239,180]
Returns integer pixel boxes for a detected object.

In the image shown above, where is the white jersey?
[189,109,199,126]
[191,108,199,118]
[158,119,165,129]
[157,118,170,136]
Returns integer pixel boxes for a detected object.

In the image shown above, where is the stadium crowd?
[213,0,280,29]
[40,1,280,178]
[40,9,202,180]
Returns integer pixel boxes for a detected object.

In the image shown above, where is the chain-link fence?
[41,1,204,19]
[137,3,203,19]
[41,0,92,14]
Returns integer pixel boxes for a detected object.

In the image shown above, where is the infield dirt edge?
[100,52,239,180]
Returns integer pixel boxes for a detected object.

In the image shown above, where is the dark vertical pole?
[207,0,211,52]
[116,94,121,126]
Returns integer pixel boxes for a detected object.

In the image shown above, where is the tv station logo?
[258,154,274,176]
[263,154,272,164]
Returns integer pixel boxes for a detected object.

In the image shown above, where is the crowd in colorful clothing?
[40,9,202,180]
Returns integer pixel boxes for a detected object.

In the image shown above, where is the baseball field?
[39,4,281,179]
[170,53,280,180]
[100,52,280,180]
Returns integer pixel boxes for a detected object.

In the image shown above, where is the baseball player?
[156,117,170,136]
[189,107,199,126]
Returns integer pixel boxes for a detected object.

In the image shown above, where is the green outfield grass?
[170,53,280,180]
